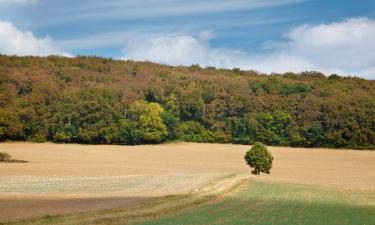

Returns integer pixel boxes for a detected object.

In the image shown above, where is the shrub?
[0,152,11,161]
[244,142,273,175]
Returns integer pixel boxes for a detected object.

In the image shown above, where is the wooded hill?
[0,55,374,149]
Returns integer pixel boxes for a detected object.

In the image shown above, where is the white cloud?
[281,17,375,73]
[56,16,292,51]
[122,17,375,79]
[123,32,222,67]
[122,31,248,68]
[0,20,70,56]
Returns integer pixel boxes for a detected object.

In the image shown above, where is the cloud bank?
[0,17,374,79]
[123,17,375,79]
[0,20,69,56]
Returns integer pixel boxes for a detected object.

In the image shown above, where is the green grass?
[135,181,375,225]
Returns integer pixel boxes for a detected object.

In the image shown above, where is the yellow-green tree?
[129,101,168,143]
[244,142,273,175]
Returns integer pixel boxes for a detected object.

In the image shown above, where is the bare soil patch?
[0,196,153,223]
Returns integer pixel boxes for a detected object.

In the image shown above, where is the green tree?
[0,111,7,141]
[178,83,205,121]
[179,121,215,142]
[166,93,180,117]
[244,142,274,175]
[48,89,121,144]
[113,119,142,145]
[128,100,168,143]
[161,111,180,140]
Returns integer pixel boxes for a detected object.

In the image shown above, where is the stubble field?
[1,142,375,224]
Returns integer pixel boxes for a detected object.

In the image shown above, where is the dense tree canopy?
[244,142,273,175]
[0,55,374,149]
[128,100,168,143]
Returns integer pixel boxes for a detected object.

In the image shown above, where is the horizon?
[2,54,375,81]
[0,0,375,79]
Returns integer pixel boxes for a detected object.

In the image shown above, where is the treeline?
[0,55,374,149]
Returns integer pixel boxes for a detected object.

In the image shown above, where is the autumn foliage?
[0,55,374,149]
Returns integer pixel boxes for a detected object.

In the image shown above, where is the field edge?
[4,174,250,225]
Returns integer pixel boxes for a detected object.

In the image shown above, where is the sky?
[0,0,374,79]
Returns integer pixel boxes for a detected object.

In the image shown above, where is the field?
[1,143,375,224]
[138,180,375,225]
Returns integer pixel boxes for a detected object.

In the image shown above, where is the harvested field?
[1,142,375,189]
[0,142,375,222]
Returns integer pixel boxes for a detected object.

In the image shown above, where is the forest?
[0,55,374,149]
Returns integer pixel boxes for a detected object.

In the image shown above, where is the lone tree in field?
[244,142,273,175]
[0,152,11,161]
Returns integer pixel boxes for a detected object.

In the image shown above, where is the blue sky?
[0,0,375,79]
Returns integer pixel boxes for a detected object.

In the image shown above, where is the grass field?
[1,142,375,224]
[137,180,375,225]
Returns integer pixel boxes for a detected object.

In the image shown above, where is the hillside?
[0,55,374,149]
